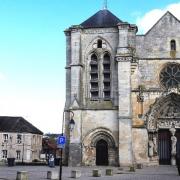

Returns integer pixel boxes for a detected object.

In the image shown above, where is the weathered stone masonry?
[64,9,180,166]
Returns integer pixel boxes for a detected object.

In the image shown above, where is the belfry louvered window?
[90,54,99,99]
[103,53,111,99]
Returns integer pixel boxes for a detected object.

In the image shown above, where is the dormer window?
[170,40,176,51]
[97,40,102,48]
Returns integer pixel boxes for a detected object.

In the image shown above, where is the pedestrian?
[49,154,55,168]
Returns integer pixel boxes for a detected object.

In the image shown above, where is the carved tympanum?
[146,93,180,131]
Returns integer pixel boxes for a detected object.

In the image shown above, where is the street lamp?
[59,110,75,180]
[69,117,75,131]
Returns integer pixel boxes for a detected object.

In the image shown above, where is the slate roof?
[0,116,43,135]
[80,9,123,28]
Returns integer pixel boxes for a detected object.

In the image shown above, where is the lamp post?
[59,110,75,180]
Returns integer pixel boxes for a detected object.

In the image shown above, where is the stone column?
[116,23,137,166]
[64,29,71,108]
[116,56,133,166]
[117,23,129,55]
[70,28,82,104]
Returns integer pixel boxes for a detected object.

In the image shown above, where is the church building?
[64,6,180,167]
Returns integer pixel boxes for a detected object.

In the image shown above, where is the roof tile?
[80,9,123,28]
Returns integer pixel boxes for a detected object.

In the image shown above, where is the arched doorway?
[146,92,180,165]
[96,139,108,165]
[176,129,180,162]
[158,129,171,165]
[82,128,117,166]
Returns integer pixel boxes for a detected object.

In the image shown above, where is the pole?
[59,110,74,180]
[59,111,65,180]
[22,143,24,164]
[59,148,63,180]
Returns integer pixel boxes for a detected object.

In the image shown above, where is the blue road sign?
[57,135,66,148]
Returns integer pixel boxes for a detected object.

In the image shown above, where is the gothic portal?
[64,7,180,166]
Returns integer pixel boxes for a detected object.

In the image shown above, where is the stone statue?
[153,137,157,155]
[171,135,177,156]
[148,140,154,157]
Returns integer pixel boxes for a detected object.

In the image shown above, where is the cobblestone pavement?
[0,165,179,180]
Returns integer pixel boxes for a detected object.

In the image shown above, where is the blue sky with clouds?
[0,0,180,133]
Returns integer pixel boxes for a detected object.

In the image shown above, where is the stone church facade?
[64,8,180,167]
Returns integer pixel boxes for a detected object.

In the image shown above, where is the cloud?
[136,2,180,34]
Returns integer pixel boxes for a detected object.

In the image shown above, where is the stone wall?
[0,133,42,162]
[68,109,118,166]
[136,12,180,59]
[65,11,180,167]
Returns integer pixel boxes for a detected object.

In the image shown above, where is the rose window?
[160,63,180,89]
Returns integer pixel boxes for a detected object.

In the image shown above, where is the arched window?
[171,40,176,51]
[90,54,99,99]
[97,39,102,48]
[103,53,111,100]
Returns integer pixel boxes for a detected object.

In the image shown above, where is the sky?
[0,0,180,134]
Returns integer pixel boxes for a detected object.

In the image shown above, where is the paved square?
[0,165,179,180]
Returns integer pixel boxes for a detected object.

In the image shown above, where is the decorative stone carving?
[148,133,158,159]
[102,43,107,49]
[164,87,180,96]
[116,56,132,62]
[84,28,118,34]
[170,125,177,166]
[92,43,97,49]
[158,119,180,129]
[169,126,176,136]
[171,135,177,156]
[137,85,144,102]
[153,137,158,155]
[148,140,154,157]
[160,63,180,89]
[146,93,180,131]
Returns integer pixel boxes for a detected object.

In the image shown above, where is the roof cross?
[103,0,108,10]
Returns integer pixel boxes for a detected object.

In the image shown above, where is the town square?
[1,0,180,179]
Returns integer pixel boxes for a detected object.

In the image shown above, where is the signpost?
[57,135,66,180]
[57,135,66,149]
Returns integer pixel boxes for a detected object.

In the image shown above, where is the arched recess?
[84,36,113,55]
[146,92,180,132]
[82,128,118,166]
[84,37,114,101]
[170,39,176,51]
[146,92,180,164]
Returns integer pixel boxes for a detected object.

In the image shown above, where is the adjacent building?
[64,7,180,166]
[0,116,43,163]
